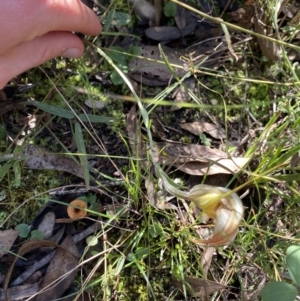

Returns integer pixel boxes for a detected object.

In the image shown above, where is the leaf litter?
[0,189,125,301]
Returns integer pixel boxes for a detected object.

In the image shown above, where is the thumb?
[0,32,85,88]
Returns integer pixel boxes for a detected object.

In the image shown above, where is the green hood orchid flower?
[155,164,244,246]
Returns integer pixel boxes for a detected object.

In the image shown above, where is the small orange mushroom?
[67,199,87,221]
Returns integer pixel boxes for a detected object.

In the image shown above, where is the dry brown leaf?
[174,4,187,30]
[180,121,226,139]
[129,0,156,22]
[0,283,40,301]
[23,144,85,179]
[126,105,144,160]
[172,275,227,297]
[156,142,249,175]
[145,177,156,206]
[145,177,179,210]
[173,159,248,175]
[253,1,282,61]
[0,101,26,115]
[201,247,215,277]
[0,229,19,259]
[37,212,55,239]
[4,240,63,301]
[36,235,79,301]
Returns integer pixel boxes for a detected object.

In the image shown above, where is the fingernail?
[62,48,82,58]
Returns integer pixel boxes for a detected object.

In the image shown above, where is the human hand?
[0,0,102,89]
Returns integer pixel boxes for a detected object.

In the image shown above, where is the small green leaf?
[102,10,131,27]
[102,9,115,31]
[87,194,97,204]
[127,247,150,261]
[135,247,150,260]
[106,46,127,65]
[114,256,126,275]
[16,223,30,238]
[164,2,177,17]
[30,230,45,240]
[200,133,211,147]
[128,46,141,59]
[112,12,131,26]
[76,196,88,203]
[287,245,300,286]
[149,221,164,238]
[260,281,297,301]
[110,70,125,85]
[86,235,98,246]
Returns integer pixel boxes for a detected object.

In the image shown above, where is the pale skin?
[0,0,102,89]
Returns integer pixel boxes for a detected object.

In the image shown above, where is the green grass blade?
[26,100,75,119]
[77,114,114,124]
[75,122,90,188]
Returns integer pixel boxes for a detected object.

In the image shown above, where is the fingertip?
[0,32,86,87]
[49,1,102,36]
[62,47,84,58]
[34,32,85,62]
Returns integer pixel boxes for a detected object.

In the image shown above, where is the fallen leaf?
[130,0,156,22]
[0,229,19,258]
[0,101,26,116]
[0,283,40,301]
[36,235,79,301]
[174,3,186,30]
[11,250,56,287]
[23,144,85,179]
[173,159,249,176]
[201,247,215,277]
[37,212,55,239]
[145,177,178,210]
[126,104,143,158]
[254,3,282,61]
[180,121,226,139]
[156,142,249,175]
[4,240,63,300]
[172,275,227,297]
